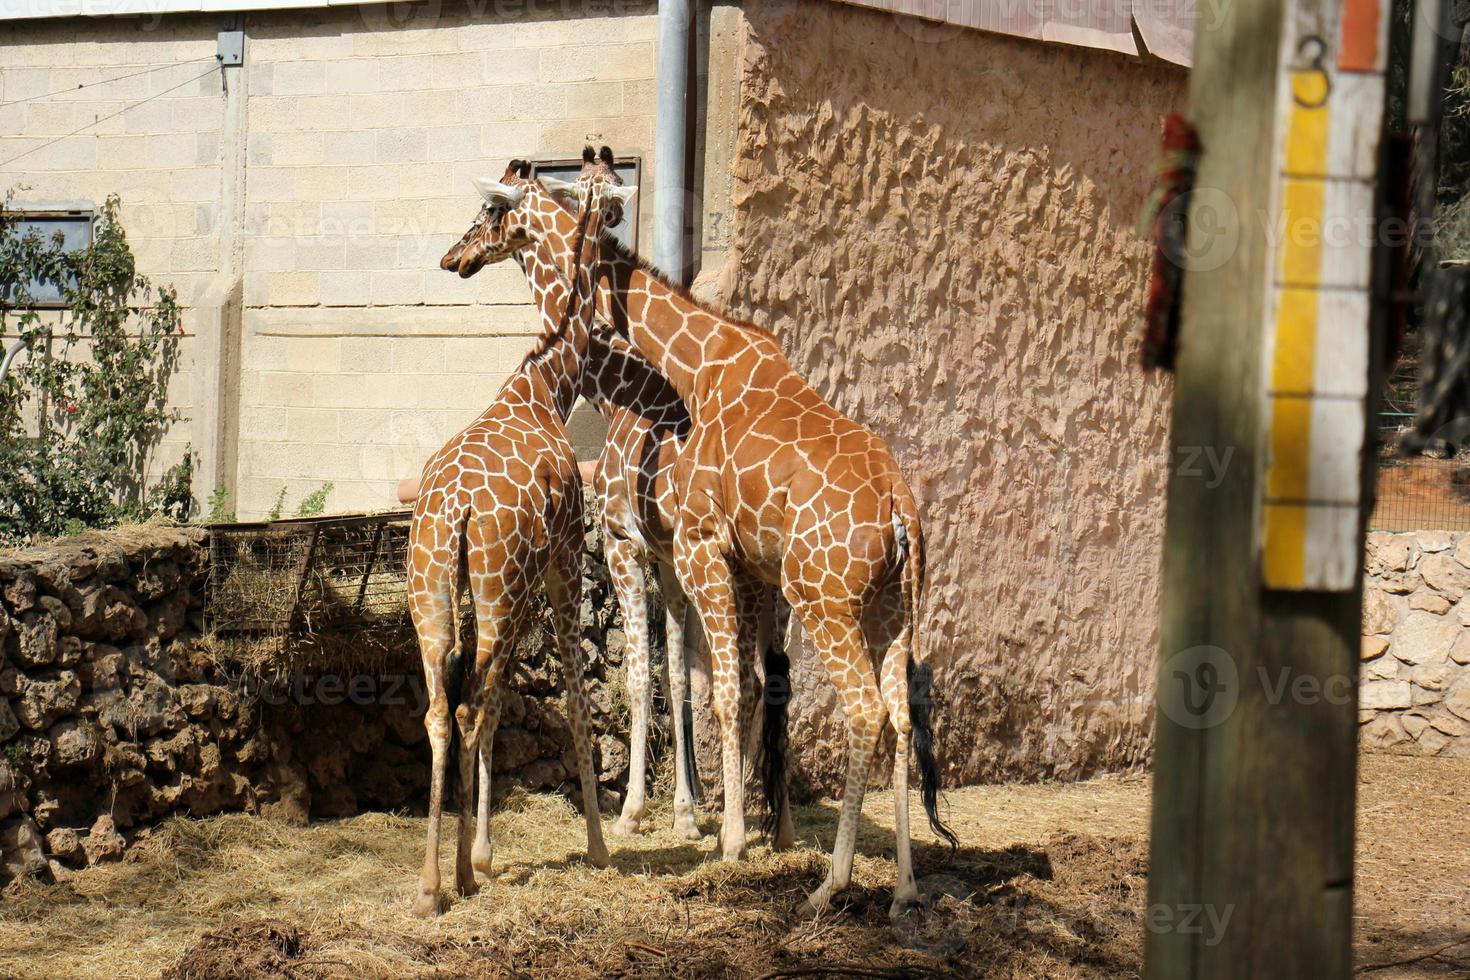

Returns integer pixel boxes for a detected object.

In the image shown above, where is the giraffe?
[495,149,961,918]
[406,162,625,917]
[443,148,795,847]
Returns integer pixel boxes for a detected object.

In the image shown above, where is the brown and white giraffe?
[512,151,960,917]
[444,149,794,846]
[406,162,627,916]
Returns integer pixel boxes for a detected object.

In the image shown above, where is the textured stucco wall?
[720,0,1185,789]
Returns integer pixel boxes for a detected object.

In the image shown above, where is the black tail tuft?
[909,660,958,850]
[756,643,790,840]
[444,609,472,813]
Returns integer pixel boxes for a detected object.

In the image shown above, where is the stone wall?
[0,513,640,884]
[718,0,1186,790]
[1360,530,1470,757]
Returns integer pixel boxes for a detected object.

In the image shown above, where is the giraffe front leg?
[605,532,652,837]
[660,564,702,841]
[546,557,611,869]
[675,529,746,862]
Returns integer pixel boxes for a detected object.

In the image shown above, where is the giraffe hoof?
[611,815,642,837]
[673,818,702,842]
[586,843,611,869]
[471,846,494,877]
[889,893,922,920]
[411,890,447,918]
[772,831,797,852]
[456,876,479,899]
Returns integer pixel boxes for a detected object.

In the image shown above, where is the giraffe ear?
[602,184,637,209]
[538,174,580,205]
[472,177,525,208]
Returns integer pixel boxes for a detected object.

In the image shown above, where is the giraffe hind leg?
[546,552,611,868]
[606,532,653,837]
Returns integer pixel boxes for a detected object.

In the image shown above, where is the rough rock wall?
[0,514,641,883]
[719,0,1185,790]
[1360,530,1470,757]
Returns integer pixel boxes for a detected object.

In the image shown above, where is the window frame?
[6,208,95,310]
[527,155,643,253]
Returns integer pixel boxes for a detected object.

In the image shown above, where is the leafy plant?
[295,482,333,518]
[0,194,192,541]
[206,486,236,524]
[266,486,288,522]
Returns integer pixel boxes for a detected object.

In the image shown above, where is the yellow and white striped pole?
[1258,0,1392,589]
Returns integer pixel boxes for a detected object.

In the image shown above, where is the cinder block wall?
[0,0,674,518]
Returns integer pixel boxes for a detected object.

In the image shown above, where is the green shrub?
[0,194,192,542]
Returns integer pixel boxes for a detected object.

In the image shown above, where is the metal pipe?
[652,0,691,280]
[0,338,29,386]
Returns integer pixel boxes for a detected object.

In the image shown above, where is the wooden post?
[1144,0,1391,972]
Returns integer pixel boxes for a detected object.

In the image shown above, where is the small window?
[7,209,93,308]
[529,156,641,252]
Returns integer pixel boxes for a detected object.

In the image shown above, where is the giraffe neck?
[531,201,722,408]
[581,325,680,421]
[505,236,588,424]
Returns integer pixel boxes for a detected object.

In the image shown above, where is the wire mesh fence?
[1371,450,1470,532]
[204,511,419,673]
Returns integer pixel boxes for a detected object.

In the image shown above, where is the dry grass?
[0,756,1464,979]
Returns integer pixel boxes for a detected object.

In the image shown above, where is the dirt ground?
[0,754,1465,979]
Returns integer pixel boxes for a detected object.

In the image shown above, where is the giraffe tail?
[897,506,959,851]
[756,633,790,840]
[443,516,473,817]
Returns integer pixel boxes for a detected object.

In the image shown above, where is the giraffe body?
[445,150,794,846]
[408,163,613,916]
[563,176,958,917]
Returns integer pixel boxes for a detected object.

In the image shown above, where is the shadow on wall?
[722,0,1186,789]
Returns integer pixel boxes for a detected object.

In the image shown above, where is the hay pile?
[1,756,1465,978]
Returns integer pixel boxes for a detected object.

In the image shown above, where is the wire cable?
[0,64,219,171]
[0,56,217,111]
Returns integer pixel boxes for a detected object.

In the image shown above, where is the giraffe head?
[440,147,636,279]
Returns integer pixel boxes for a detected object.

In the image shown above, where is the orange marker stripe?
[1339,0,1381,71]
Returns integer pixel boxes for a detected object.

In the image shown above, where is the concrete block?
[255,370,315,408]
[195,131,219,166]
[428,125,480,163]
[319,270,373,307]
[479,48,539,84]
[97,135,150,171]
[293,94,352,134]
[376,54,434,91]
[294,166,352,204]
[248,166,296,204]
[376,128,428,165]
[267,271,321,306]
[430,51,481,89]
[323,58,378,93]
[371,270,425,306]
[286,408,341,444]
[273,132,326,167]
[567,82,622,118]
[273,61,325,96]
[169,167,218,203]
[337,408,395,442]
[321,130,376,167]
[391,337,446,374]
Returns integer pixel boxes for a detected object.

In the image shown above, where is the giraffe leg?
[659,563,702,840]
[879,625,920,917]
[675,529,746,862]
[606,532,652,837]
[470,680,504,878]
[471,712,495,876]
[453,708,479,898]
[546,553,611,869]
[793,604,886,918]
[409,577,456,918]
